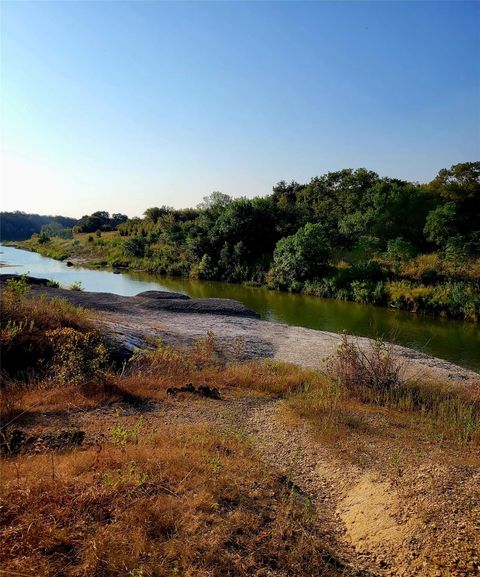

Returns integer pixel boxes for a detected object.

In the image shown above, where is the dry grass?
[2,293,480,575]
[1,421,345,577]
[1,279,93,378]
[324,334,480,446]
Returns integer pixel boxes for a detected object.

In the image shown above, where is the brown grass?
[1,422,344,577]
[324,334,480,446]
[2,293,480,575]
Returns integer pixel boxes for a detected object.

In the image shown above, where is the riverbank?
[3,274,477,384]
[2,276,479,577]
[2,245,480,371]
[8,233,480,323]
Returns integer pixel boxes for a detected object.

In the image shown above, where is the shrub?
[1,288,91,377]
[329,333,405,400]
[47,327,107,384]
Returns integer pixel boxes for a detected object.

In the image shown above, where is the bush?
[123,236,147,258]
[387,280,479,320]
[47,327,107,384]
[329,333,405,400]
[1,286,91,377]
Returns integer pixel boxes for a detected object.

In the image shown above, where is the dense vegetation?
[0,211,78,241]
[11,161,480,321]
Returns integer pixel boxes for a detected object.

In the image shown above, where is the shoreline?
[3,274,478,385]
[5,240,479,325]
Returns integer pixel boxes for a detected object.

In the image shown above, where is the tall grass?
[1,278,94,378]
[328,334,480,445]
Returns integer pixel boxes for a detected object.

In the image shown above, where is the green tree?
[424,202,457,246]
[270,223,331,290]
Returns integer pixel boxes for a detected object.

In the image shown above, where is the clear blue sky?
[1,0,479,217]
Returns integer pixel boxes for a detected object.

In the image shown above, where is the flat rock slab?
[2,275,478,385]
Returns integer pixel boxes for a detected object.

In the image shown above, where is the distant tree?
[40,222,73,239]
[424,202,457,247]
[426,162,480,250]
[75,211,128,233]
[143,206,172,224]
[272,180,306,208]
[429,162,480,202]
[197,191,232,212]
[38,231,50,244]
[123,236,147,258]
[111,213,128,227]
[0,212,77,241]
[271,223,332,290]
[385,237,417,263]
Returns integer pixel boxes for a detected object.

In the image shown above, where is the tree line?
[13,161,480,321]
[0,212,78,242]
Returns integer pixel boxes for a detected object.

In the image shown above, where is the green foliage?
[47,327,107,384]
[270,223,331,290]
[5,275,31,297]
[385,237,417,264]
[0,211,77,242]
[387,280,479,321]
[123,236,147,258]
[424,202,457,246]
[38,231,50,244]
[13,160,480,321]
[41,221,73,239]
[75,211,128,233]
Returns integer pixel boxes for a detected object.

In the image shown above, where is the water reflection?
[1,245,479,371]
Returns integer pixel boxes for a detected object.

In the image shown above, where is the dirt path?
[15,389,479,576]
[244,401,479,577]
[245,401,415,576]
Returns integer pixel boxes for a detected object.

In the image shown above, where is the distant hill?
[0,211,78,241]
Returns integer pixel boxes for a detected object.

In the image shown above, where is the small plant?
[329,333,405,400]
[110,409,143,446]
[68,281,83,291]
[5,275,30,297]
[390,448,404,477]
[46,279,60,288]
[104,460,148,489]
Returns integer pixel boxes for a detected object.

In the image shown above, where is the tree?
[429,162,480,202]
[270,223,331,290]
[197,191,232,212]
[143,206,172,224]
[424,202,457,247]
[427,162,480,250]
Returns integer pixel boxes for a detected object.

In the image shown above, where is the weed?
[110,409,143,446]
[329,333,405,399]
[5,274,31,297]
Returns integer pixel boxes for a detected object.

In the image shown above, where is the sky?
[1,1,479,218]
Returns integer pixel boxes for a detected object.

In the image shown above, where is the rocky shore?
[2,274,478,384]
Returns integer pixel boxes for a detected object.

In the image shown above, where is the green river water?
[1,245,478,371]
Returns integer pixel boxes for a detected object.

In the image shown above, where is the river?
[1,245,479,371]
